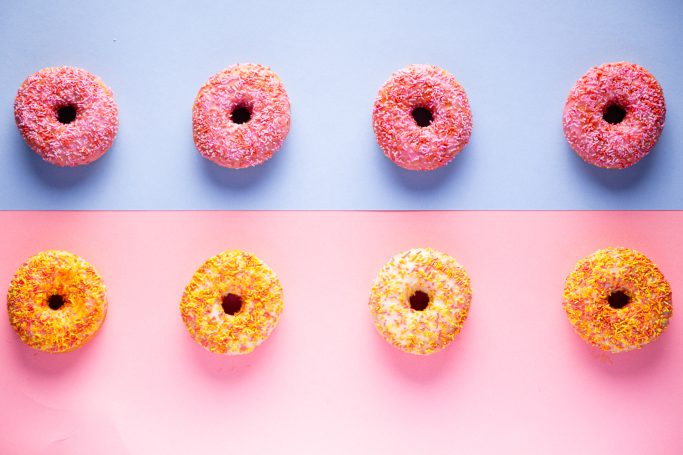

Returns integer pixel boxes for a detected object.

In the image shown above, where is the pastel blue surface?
[1,0,682,210]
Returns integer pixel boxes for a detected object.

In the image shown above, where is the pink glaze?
[192,63,291,168]
[372,64,472,171]
[14,67,119,167]
[563,62,666,169]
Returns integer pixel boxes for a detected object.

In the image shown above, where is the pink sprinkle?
[14,66,119,167]
[563,61,665,169]
[372,64,472,171]
[192,63,291,169]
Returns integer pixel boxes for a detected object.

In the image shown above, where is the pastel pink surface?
[1,211,682,454]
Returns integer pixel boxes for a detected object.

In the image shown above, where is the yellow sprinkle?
[7,250,107,353]
[563,247,672,353]
[369,247,472,355]
[180,250,283,355]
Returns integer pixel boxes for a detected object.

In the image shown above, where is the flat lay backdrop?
[0,0,682,210]
[2,1,683,454]
[0,211,682,454]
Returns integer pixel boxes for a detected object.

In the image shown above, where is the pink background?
[1,211,682,454]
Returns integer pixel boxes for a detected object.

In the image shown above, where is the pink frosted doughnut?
[372,64,472,171]
[563,62,666,169]
[192,63,291,168]
[14,67,119,167]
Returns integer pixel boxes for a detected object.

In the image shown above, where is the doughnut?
[563,62,665,169]
[192,63,291,168]
[372,64,472,171]
[563,247,672,353]
[369,247,472,355]
[180,250,284,354]
[7,250,107,353]
[14,66,119,167]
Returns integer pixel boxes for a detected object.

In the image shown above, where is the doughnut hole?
[230,105,252,124]
[221,293,243,315]
[411,106,433,127]
[47,294,66,310]
[607,290,630,309]
[603,104,627,125]
[409,290,430,311]
[56,105,77,124]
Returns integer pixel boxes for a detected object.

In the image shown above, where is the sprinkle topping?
[369,247,472,355]
[14,66,119,167]
[563,247,672,352]
[192,63,291,168]
[180,250,284,355]
[562,62,665,169]
[7,250,108,353]
[372,64,472,171]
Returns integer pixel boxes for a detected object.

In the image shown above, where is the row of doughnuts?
[14,62,665,170]
[7,247,672,355]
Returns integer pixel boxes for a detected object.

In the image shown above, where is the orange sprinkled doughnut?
[180,250,284,355]
[7,250,107,353]
[563,247,672,353]
[369,248,472,355]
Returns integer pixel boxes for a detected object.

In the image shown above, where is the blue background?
[1,0,681,210]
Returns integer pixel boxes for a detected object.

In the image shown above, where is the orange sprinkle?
[7,250,107,353]
[563,247,672,352]
[180,250,284,355]
[369,247,472,355]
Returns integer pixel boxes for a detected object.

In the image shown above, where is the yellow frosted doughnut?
[7,250,107,353]
[180,250,284,355]
[369,247,472,355]
[563,247,672,352]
